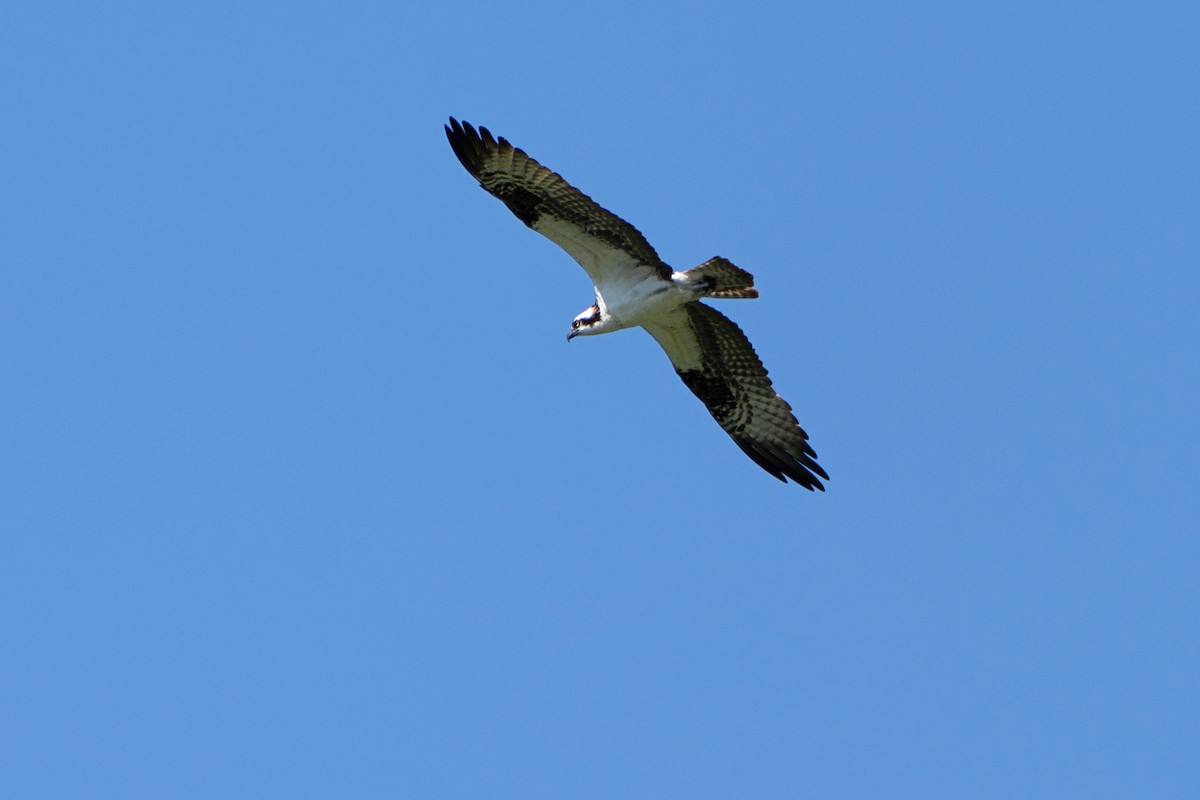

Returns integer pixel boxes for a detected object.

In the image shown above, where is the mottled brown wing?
[445,118,670,288]
[643,303,828,490]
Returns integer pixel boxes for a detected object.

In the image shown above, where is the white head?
[567,303,605,340]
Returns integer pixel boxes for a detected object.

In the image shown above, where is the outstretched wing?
[643,303,828,490]
[445,118,670,289]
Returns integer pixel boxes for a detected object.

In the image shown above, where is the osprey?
[445,118,828,490]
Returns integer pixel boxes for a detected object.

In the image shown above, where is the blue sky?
[3,1,1198,797]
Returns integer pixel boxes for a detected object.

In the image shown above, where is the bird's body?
[577,271,701,335]
[445,118,828,490]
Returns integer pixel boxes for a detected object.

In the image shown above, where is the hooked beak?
[566,330,576,342]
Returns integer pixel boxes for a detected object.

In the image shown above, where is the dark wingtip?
[789,454,828,491]
[809,460,830,483]
[445,117,486,176]
[732,436,827,490]
[445,118,516,179]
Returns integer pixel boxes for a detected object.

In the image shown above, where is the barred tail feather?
[682,257,759,299]
[708,286,760,299]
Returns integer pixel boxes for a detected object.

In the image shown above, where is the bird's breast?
[599,277,689,329]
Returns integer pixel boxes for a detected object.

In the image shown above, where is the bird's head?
[567,304,604,341]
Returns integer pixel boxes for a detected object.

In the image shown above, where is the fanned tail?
[680,257,759,299]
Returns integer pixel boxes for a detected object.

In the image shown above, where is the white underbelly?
[600,277,688,329]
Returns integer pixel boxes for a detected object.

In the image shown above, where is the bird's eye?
[572,320,580,328]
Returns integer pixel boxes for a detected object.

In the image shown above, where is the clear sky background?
[3,2,1198,797]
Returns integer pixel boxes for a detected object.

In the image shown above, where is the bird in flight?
[445,118,828,490]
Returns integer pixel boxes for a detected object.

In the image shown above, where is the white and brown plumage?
[445,118,827,490]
